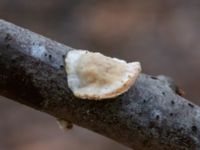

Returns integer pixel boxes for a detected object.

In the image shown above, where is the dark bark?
[0,19,200,150]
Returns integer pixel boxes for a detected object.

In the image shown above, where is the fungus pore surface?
[65,50,141,100]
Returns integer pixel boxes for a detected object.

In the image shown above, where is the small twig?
[0,20,200,150]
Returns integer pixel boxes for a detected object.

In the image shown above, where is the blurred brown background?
[1,0,200,150]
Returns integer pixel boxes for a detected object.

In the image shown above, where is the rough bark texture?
[0,19,200,150]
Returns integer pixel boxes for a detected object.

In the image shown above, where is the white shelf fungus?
[65,50,142,100]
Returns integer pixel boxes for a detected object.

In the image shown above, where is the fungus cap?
[65,50,141,100]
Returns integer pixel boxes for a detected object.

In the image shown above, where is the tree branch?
[0,19,200,150]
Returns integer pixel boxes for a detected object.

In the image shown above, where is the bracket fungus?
[65,50,141,100]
